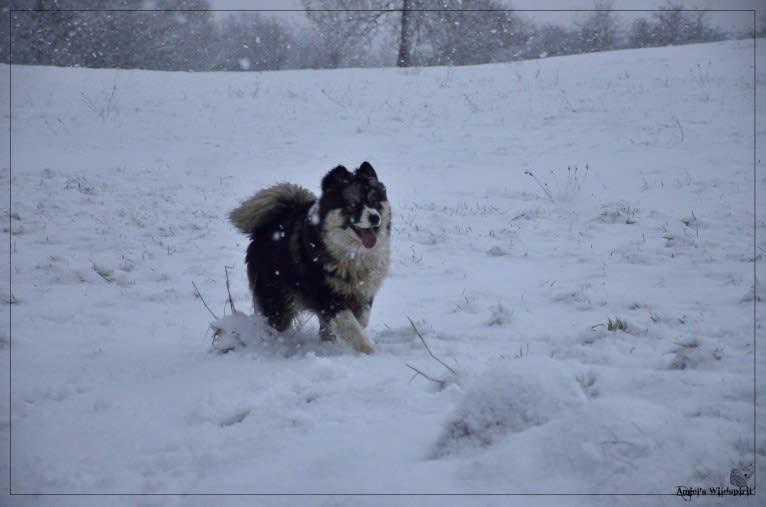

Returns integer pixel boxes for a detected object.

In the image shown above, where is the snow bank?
[431,357,585,458]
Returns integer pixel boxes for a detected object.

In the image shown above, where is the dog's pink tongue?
[358,228,377,249]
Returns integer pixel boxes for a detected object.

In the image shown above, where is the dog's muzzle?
[351,208,381,248]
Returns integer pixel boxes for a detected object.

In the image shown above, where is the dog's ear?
[356,161,377,181]
[322,165,352,192]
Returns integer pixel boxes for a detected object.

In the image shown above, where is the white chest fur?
[321,205,391,300]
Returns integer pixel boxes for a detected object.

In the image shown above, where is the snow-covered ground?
[2,39,764,506]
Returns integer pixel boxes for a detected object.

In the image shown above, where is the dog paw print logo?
[730,464,753,488]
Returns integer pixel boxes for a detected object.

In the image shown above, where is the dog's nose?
[368,213,380,226]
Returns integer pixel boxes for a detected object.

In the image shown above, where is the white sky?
[207,0,763,33]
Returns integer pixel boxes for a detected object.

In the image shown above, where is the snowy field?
[2,39,764,506]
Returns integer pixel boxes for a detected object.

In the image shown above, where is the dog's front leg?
[332,309,375,354]
[352,298,373,329]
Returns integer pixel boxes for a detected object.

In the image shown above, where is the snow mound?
[455,396,749,496]
[209,311,271,353]
[210,312,346,357]
[430,357,586,458]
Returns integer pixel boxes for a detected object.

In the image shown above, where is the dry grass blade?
[89,258,115,283]
[407,316,457,377]
[406,364,446,388]
[524,170,554,202]
[192,280,219,320]
[224,265,237,315]
[286,315,310,341]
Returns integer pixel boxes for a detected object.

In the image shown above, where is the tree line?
[1,0,762,71]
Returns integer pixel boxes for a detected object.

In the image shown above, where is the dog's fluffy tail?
[229,183,316,235]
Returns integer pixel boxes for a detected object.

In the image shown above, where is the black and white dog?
[229,162,391,354]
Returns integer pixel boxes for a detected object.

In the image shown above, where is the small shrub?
[607,317,628,332]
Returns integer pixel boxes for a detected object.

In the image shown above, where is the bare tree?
[680,9,725,44]
[447,5,528,64]
[144,0,217,71]
[10,0,79,66]
[651,2,685,45]
[394,0,529,66]
[303,0,526,68]
[214,13,291,71]
[576,0,619,53]
[302,0,394,68]
[306,0,412,68]
[628,16,655,48]
[403,0,528,66]
[521,23,579,59]
[8,0,222,70]
[628,2,725,49]
[397,0,413,66]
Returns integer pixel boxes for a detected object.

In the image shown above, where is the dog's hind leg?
[254,282,295,332]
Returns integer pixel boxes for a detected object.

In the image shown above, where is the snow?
[2,39,764,506]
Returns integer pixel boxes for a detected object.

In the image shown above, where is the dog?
[229,162,391,354]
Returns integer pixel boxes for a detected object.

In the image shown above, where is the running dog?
[229,162,391,354]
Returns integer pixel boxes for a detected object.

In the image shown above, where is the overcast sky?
[207,0,762,33]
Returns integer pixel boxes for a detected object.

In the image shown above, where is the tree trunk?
[397,0,412,67]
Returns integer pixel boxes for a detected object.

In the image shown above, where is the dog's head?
[318,162,390,252]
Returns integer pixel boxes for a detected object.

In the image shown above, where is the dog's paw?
[355,339,375,355]
[333,309,375,355]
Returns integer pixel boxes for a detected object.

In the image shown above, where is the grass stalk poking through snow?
[406,317,458,388]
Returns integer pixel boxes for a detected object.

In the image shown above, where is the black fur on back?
[246,197,343,331]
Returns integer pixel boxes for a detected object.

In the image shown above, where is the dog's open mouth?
[351,226,377,249]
